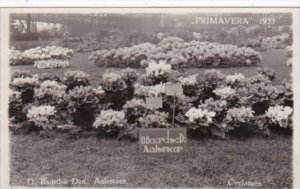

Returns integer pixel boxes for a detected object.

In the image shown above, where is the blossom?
[145,60,172,76]
[226,73,246,83]
[33,59,69,69]
[34,80,66,101]
[134,83,165,97]
[213,86,235,98]
[178,74,198,86]
[265,105,293,127]
[185,107,216,123]
[139,111,170,128]
[225,107,254,123]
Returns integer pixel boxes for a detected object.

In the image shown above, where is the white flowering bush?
[139,111,170,128]
[265,105,293,128]
[34,59,69,69]
[27,105,57,129]
[185,107,216,126]
[10,46,73,65]
[146,60,172,77]
[93,109,126,133]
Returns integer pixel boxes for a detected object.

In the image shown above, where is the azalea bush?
[26,105,58,130]
[123,99,148,125]
[34,80,67,105]
[139,111,170,128]
[93,109,127,135]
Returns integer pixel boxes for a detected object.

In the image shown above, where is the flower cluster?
[93,109,126,132]
[10,46,73,65]
[123,99,148,124]
[213,86,235,99]
[63,70,90,91]
[145,60,172,77]
[178,74,198,86]
[138,111,170,128]
[185,107,216,124]
[27,105,57,129]
[134,83,166,97]
[33,59,70,69]
[11,76,39,91]
[265,105,293,128]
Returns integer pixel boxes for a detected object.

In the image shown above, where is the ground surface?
[10,133,292,188]
[10,49,291,85]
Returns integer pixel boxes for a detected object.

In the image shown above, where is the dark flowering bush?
[67,86,105,128]
[63,70,90,92]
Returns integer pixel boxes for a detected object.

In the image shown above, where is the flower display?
[27,105,57,129]
[33,59,70,69]
[89,39,261,68]
[225,107,254,123]
[138,111,170,128]
[10,46,73,65]
[265,105,293,128]
[213,86,235,98]
[185,107,216,124]
[63,70,90,91]
[93,109,126,132]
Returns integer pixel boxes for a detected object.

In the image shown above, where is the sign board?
[165,83,183,96]
[139,128,187,155]
[146,97,163,109]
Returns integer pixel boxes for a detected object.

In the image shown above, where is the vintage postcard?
[1,7,300,189]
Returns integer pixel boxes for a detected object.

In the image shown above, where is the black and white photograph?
[0,7,299,189]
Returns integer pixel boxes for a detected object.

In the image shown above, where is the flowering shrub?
[11,70,33,81]
[265,105,293,128]
[178,74,199,97]
[27,105,57,129]
[34,80,67,105]
[139,111,170,128]
[100,72,127,93]
[63,70,90,92]
[185,107,216,126]
[10,75,39,103]
[93,109,126,133]
[226,73,246,84]
[33,59,69,69]
[10,46,73,65]
[67,86,105,128]
[123,99,148,124]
